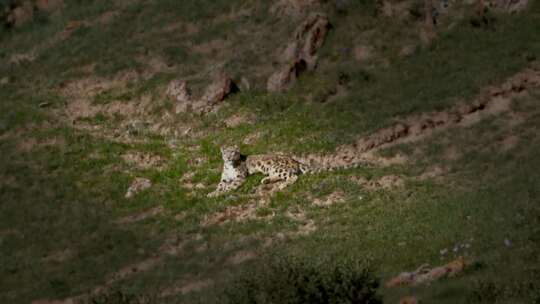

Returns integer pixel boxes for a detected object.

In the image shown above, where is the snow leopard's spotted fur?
[207,145,362,197]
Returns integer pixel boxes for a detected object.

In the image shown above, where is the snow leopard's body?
[207,145,363,197]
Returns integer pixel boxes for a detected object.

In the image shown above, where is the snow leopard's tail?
[296,153,372,175]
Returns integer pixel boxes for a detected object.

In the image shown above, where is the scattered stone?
[313,190,346,207]
[125,178,152,199]
[504,238,512,247]
[386,257,467,288]
[0,77,9,85]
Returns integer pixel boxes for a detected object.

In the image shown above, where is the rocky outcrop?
[267,60,307,92]
[167,74,238,114]
[267,13,330,92]
[200,74,237,106]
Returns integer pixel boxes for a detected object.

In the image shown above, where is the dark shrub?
[221,254,381,304]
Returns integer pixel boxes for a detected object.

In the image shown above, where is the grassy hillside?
[1,0,540,303]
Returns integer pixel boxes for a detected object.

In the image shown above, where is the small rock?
[125,178,152,199]
[504,238,512,247]
[0,77,9,85]
[440,248,448,255]
[126,120,147,135]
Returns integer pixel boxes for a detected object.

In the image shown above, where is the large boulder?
[167,75,238,114]
[267,60,306,93]
[200,74,238,106]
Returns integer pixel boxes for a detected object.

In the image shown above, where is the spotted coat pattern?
[207,146,309,197]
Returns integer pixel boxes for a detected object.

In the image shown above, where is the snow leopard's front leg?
[277,174,298,190]
[207,178,245,197]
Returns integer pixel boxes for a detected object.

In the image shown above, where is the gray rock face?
[267,13,330,92]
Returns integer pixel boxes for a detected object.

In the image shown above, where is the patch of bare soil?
[226,250,257,265]
[42,249,75,263]
[9,52,36,64]
[351,174,405,190]
[500,134,520,152]
[60,70,151,120]
[192,39,230,55]
[313,190,346,207]
[0,174,17,189]
[295,64,540,169]
[276,209,318,238]
[444,146,461,161]
[201,199,272,226]
[418,165,449,181]
[160,279,213,298]
[224,112,257,128]
[121,152,164,171]
[243,131,263,144]
[114,206,164,224]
